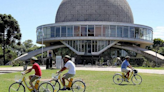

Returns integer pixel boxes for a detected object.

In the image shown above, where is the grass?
[0,70,164,92]
[0,65,13,68]
[134,66,164,70]
[117,66,164,70]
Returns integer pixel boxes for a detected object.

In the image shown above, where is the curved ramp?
[113,45,164,63]
[13,45,66,61]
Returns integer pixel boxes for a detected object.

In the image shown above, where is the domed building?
[33,0,164,64]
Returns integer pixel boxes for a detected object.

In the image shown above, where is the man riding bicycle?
[121,56,133,82]
[57,55,76,90]
[24,57,42,91]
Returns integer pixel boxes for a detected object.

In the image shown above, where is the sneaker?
[66,87,71,90]
[31,89,37,92]
[125,78,129,82]
[60,88,67,90]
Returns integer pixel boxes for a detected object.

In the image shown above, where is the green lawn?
[117,66,164,70]
[0,70,164,92]
[0,65,13,68]
[134,66,164,70]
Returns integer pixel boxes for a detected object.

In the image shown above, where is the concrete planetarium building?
[15,0,164,64]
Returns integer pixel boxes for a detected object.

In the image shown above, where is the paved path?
[0,66,164,75]
[76,66,164,75]
[0,66,46,75]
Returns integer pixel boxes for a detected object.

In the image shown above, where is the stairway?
[113,45,164,63]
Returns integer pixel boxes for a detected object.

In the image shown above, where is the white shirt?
[65,60,76,74]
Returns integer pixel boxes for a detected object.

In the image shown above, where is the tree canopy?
[0,14,21,65]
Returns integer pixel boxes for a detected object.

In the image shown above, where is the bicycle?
[113,69,142,85]
[48,73,86,92]
[8,72,54,92]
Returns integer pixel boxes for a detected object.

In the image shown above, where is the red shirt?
[32,63,42,76]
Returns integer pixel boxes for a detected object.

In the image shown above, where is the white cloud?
[153,26,164,40]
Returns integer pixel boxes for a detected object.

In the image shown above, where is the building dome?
[55,0,134,23]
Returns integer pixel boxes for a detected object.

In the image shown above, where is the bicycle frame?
[18,74,40,91]
[122,70,134,80]
[51,73,73,88]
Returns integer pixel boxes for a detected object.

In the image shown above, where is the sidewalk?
[0,66,164,75]
[76,66,164,75]
[0,66,46,74]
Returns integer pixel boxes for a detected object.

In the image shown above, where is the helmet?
[125,56,130,59]
[64,55,71,59]
[30,57,38,61]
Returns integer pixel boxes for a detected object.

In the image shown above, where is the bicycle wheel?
[51,80,61,92]
[131,74,142,85]
[9,82,25,92]
[71,80,86,92]
[113,74,123,85]
[38,82,54,92]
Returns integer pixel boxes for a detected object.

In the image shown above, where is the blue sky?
[0,0,164,45]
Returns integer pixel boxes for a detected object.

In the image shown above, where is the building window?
[103,26,109,37]
[117,26,123,37]
[61,26,66,37]
[143,28,147,40]
[37,28,42,40]
[74,26,80,37]
[130,27,135,38]
[47,27,51,38]
[123,26,128,38]
[147,29,152,41]
[51,27,55,37]
[151,30,153,41]
[75,40,79,51]
[95,26,102,37]
[43,27,47,38]
[110,25,116,37]
[56,27,60,37]
[79,40,85,52]
[135,27,139,39]
[139,28,144,39]
[73,40,76,49]
[67,26,73,37]
[81,26,87,36]
[88,25,94,36]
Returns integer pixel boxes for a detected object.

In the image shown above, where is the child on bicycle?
[24,57,42,91]
[57,55,76,90]
[121,56,133,82]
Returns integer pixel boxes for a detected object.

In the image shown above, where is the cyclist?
[121,56,133,82]
[24,57,42,91]
[57,55,76,90]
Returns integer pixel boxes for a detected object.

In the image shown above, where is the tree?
[0,14,21,65]
[23,40,33,50]
[153,38,164,47]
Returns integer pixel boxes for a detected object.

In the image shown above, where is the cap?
[125,56,130,59]
[30,57,38,61]
[64,55,71,59]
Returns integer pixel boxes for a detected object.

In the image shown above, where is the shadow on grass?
[112,83,135,86]
[119,84,134,86]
